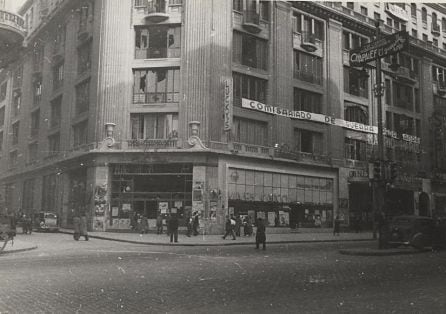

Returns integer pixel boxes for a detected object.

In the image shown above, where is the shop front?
[227,167,335,228]
[109,163,193,230]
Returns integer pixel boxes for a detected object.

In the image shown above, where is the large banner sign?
[241,98,420,145]
[349,31,409,67]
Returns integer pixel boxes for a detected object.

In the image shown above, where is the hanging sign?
[349,31,409,67]
[223,78,233,131]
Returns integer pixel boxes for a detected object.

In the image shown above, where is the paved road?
[1,233,445,313]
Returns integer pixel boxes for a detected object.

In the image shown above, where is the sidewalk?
[59,228,374,246]
[0,238,38,255]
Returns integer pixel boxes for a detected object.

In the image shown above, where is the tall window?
[233,117,268,146]
[0,106,4,127]
[131,113,178,139]
[344,103,368,124]
[393,82,413,110]
[50,97,62,128]
[32,74,42,105]
[12,90,21,117]
[78,1,94,34]
[294,128,322,154]
[345,138,367,161]
[13,65,23,89]
[22,179,35,211]
[53,24,66,54]
[73,120,88,147]
[292,13,324,41]
[135,25,181,59]
[52,62,64,90]
[77,41,92,75]
[233,72,267,106]
[233,31,268,70]
[133,68,180,103]
[30,109,40,136]
[28,143,38,163]
[233,0,242,11]
[360,6,368,16]
[294,51,322,85]
[48,133,60,156]
[9,150,18,168]
[394,113,414,135]
[422,7,427,24]
[411,3,416,17]
[12,121,19,145]
[75,80,90,115]
[294,88,322,113]
[0,82,6,102]
[32,43,44,73]
[344,67,368,98]
[343,31,368,50]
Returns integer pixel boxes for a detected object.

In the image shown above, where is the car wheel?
[411,232,425,250]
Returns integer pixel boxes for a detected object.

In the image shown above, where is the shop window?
[233,72,267,106]
[12,121,19,145]
[135,25,181,59]
[233,31,268,70]
[131,113,178,139]
[344,138,367,161]
[294,88,322,113]
[294,128,322,154]
[73,120,88,147]
[48,132,60,156]
[30,109,40,136]
[0,82,6,102]
[294,51,322,85]
[344,103,368,124]
[77,40,92,75]
[75,80,90,115]
[233,117,268,146]
[344,67,368,98]
[50,97,62,128]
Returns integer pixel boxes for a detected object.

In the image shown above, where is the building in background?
[0,0,446,233]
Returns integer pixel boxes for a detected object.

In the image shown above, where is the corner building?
[1,0,446,233]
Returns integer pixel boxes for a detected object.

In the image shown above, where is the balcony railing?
[300,31,318,52]
[144,0,169,22]
[294,69,322,85]
[0,10,26,43]
[133,92,179,104]
[273,147,331,165]
[135,47,181,59]
[242,10,261,33]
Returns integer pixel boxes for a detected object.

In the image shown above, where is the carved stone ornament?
[187,121,208,150]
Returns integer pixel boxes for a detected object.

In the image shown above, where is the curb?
[339,248,430,256]
[58,231,374,247]
[0,245,38,255]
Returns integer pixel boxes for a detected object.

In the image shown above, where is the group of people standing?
[154,212,201,243]
[222,214,266,250]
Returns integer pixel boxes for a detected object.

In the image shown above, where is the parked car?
[33,212,59,232]
[387,215,434,250]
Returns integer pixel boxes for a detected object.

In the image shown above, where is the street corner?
[338,246,430,256]
[0,239,38,255]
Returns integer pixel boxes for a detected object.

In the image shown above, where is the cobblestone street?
[1,233,446,313]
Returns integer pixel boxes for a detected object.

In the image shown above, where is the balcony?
[242,10,262,34]
[78,21,93,42]
[300,31,318,52]
[432,22,441,36]
[133,91,179,104]
[144,0,169,23]
[0,10,25,67]
[230,142,271,156]
[273,146,331,165]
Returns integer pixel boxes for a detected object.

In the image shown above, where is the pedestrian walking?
[255,217,266,250]
[235,215,242,237]
[168,214,179,243]
[222,215,236,240]
[140,215,148,234]
[80,215,89,241]
[193,212,200,236]
[333,215,341,236]
[156,213,163,234]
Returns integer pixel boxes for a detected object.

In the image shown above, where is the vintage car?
[33,212,59,232]
[387,215,434,249]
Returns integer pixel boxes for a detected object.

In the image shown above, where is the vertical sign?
[223,78,233,131]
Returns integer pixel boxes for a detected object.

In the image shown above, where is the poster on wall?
[210,201,217,221]
[279,211,289,226]
[229,207,235,215]
[112,207,119,217]
[257,211,265,220]
[159,202,168,214]
[122,203,131,212]
[267,212,276,226]
[174,201,183,209]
